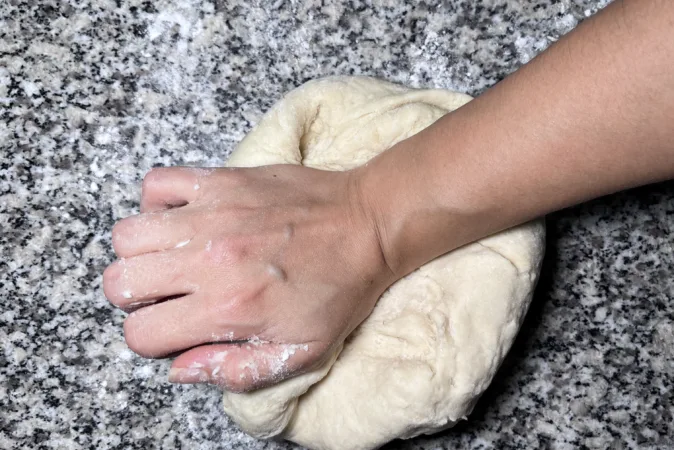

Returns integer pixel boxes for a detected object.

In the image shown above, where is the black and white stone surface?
[1,0,672,448]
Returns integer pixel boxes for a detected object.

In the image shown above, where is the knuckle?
[142,167,167,190]
[209,235,251,264]
[207,293,267,339]
[224,238,248,263]
[207,290,253,322]
[111,217,135,251]
[219,361,257,393]
[102,263,121,303]
[227,290,256,314]
[123,315,152,358]
[140,168,170,208]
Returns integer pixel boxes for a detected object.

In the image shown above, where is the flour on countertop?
[3,0,672,449]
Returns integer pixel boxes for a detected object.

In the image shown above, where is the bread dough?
[223,76,545,450]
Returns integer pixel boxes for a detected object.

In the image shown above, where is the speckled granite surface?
[2,0,673,449]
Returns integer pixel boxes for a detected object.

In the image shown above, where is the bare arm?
[358,0,674,277]
[105,0,674,391]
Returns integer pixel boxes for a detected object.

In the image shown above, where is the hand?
[103,165,393,392]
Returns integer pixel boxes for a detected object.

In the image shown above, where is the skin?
[104,166,389,391]
[103,0,674,392]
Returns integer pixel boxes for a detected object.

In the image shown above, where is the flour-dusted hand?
[102,0,674,425]
[103,165,392,392]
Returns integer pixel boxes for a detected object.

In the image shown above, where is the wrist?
[352,111,519,279]
[344,168,399,289]
[352,126,475,278]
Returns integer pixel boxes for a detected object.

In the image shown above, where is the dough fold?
[224,76,545,450]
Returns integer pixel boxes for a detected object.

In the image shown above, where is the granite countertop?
[2,0,673,448]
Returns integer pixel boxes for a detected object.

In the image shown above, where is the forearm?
[359,0,674,277]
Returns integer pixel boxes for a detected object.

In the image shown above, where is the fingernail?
[168,368,209,384]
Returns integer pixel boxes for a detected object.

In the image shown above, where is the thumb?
[168,340,314,392]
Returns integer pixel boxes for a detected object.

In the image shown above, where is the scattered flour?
[204,341,310,385]
[280,344,309,363]
[210,351,229,364]
[135,365,155,379]
[118,349,134,361]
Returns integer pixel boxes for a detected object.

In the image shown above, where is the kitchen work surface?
[2,1,673,449]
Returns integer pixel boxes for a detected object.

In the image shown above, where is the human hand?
[103,165,393,392]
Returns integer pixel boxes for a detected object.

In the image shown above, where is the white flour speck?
[174,239,191,248]
[135,365,154,379]
[210,351,229,364]
[90,157,106,178]
[280,347,295,362]
[249,336,265,346]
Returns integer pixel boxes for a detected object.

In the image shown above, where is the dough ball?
[223,76,545,450]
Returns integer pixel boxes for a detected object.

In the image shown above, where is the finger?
[103,248,196,309]
[121,293,260,358]
[141,167,210,213]
[111,209,194,258]
[167,341,316,393]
